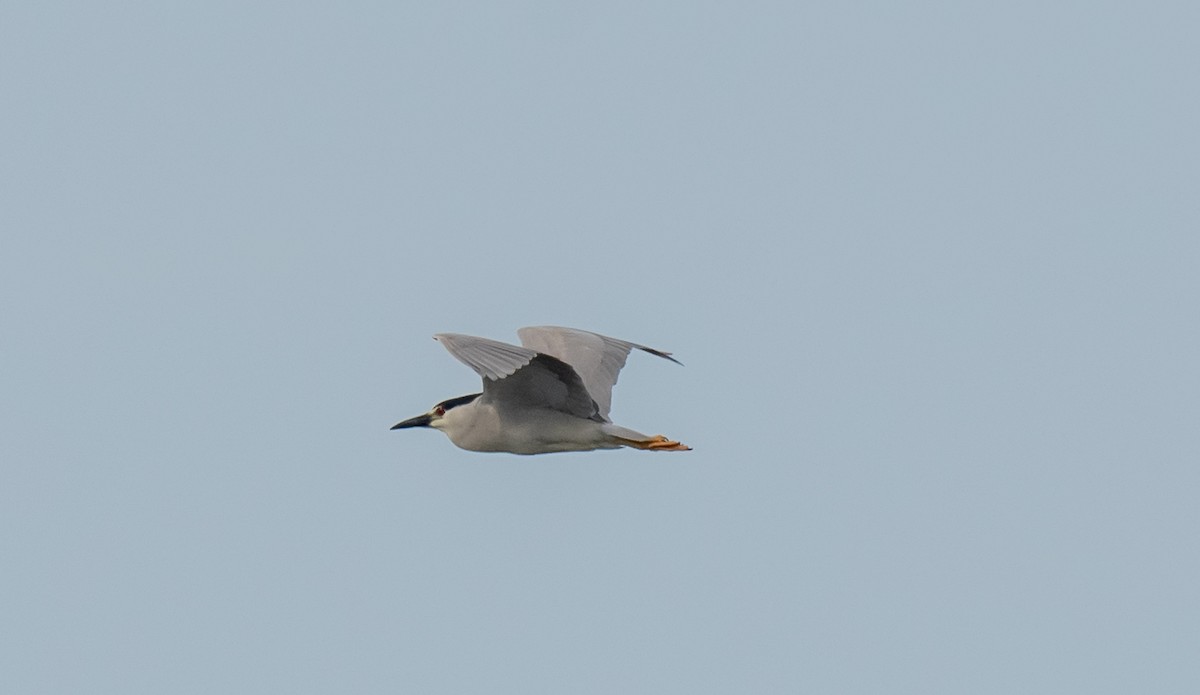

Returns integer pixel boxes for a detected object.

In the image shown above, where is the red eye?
[434,406,445,416]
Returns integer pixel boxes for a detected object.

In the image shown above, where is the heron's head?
[391,393,481,431]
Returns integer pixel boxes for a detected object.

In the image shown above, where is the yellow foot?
[643,436,691,453]
[619,434,696,451]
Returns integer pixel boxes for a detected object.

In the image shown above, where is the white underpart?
[437,400,657,454]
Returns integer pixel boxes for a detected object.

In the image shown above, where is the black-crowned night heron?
[391,326,691,454]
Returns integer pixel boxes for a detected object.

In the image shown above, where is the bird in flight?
[391,326,690,455]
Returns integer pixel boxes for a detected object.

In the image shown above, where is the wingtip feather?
[638,345,684,366]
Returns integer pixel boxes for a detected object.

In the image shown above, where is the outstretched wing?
[433,333,600,420]
[516,326,681,421]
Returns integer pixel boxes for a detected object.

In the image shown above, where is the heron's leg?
[613,434,691,451]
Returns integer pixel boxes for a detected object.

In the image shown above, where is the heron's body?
[391,326,690,455]
[437,398,619,454]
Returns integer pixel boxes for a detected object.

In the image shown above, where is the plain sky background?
[2,2,1197,693]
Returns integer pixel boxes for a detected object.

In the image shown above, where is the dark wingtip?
[639,346,683,366]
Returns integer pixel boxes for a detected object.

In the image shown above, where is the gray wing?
[433,333,600,420]
[516,326,681,421]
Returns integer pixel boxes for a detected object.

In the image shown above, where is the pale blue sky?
[2,2,1198,693]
